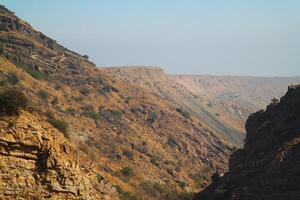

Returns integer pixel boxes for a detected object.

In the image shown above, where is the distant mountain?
[194,85,300,200]
[103,67,300,146]
[0,5,233,199]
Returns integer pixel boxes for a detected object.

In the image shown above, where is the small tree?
[0,88,28,116]
[120,167,134,177]
[38,90,49,102]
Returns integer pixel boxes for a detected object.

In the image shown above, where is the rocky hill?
[0,5,233,199]
[172,74,300,118]
[194,84,300,200]
[103,67,245,146]
[103,67,300,147]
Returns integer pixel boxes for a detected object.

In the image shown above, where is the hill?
[102,67,300,146]
[0,5,233,199]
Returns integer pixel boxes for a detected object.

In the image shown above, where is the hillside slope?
[195,85,300,200]
[102,67,300,147]
[173,74,300,118]
[102,67,245,146]
[0,5,233,199]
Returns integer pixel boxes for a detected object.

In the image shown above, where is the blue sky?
[2,0,300,76]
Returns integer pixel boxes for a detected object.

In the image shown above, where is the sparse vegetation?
[139,181,193,200]
[113,166,135,182]
[139,181,161,198]
[147,111,158,123]
[125,96,133,104]
[38,90,50,102]
[120,167,134,177]
[0,79,6,87]
[110,109,123,119]
[47,113,69,138]
[167,137,179,148]
[0,88,28,116]
[82,105,101,121]
[51,97,58,105]
[114,185,139,200]
[80,88,90,96]
[99,85,119,95]
[123,149,134,160]
[7,72,20,85]
[96,173,104,183]
[179,180,188,189]
[176,108,190,118]
[83,110,101,120]
[24,67,48,80]
[189,166,213,189]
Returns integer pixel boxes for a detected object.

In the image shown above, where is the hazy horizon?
[2,0,300,76]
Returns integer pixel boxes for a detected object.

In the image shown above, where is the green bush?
[110,109,123,119]
[82,105,101,121]
[7,72,20,85]
[38,90,49,102]
[179,180,188,189]
[0,80,6,87]
[120,167,134,177]
[147,111,158,124]
[0,88,28,116]
[123,149,134,160]
[125,96,133,104]
[24,68,48,80]
[47,115,69,138]
[96,173,104,183]
[83,110,101,121]
[176,108,190,118]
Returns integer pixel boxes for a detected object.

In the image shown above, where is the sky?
[1,0,300,76]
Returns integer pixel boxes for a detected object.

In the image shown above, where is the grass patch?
[0,88,28,116]
[37,90,50,103]
[47,112,69,139]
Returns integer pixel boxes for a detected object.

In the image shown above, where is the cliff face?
[195,85,300,200]
[0,112,117,199]
[103,67,167,84]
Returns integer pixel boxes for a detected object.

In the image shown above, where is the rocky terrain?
[0,5,234,199]
[103,67,300,146]
[173,74,300,123]
[194,84,300,200]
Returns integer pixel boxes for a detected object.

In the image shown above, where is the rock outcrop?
[195,85,300,200]
[0,112,117,199]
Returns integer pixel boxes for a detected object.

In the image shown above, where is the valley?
[0,4,299,200]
